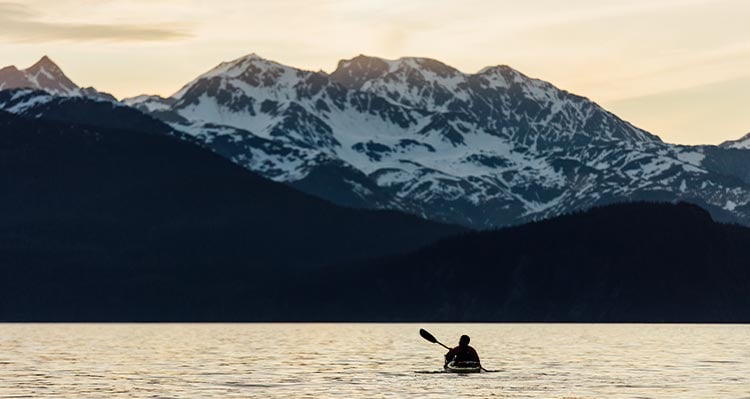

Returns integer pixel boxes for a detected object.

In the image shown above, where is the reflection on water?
[1,324,748,398]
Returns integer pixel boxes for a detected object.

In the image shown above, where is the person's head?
[459,335,470,346]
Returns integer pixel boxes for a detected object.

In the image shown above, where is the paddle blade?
[419,328,438,344]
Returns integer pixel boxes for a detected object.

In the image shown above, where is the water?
[1,324,748,398]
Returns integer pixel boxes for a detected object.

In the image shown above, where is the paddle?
[419,328,451,350]
[419,328,489,372]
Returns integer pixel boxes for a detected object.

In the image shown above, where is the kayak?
[444,360,482,373]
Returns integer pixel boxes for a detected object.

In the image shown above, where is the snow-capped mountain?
[721,132,750,149]
[0,89,177,139]
[120,53,750,227]
[0,56,115,101]
[3,54,749,228]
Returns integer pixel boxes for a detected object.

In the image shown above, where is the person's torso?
[450,345,478,362]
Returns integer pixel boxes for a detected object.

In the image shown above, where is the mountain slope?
[0,89,171,134]
[721,132,750,149]
[124,53,750,228]
[0,109,464,321]
[286,202,750,322]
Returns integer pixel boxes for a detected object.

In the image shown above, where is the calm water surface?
[1,324,749,398]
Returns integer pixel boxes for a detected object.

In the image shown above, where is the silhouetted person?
[445,334,480,365]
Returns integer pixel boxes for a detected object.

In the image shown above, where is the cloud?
[0,2,190,42]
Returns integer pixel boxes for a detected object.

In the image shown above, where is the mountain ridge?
[281,201,750,322]
[721,131,750,149]
[119,53,750,228]
[4,200,749,321]
[4,54,750,228]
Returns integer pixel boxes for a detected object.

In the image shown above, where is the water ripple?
[0,324,748,398]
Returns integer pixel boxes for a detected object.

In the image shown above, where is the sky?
[1,0,749,145]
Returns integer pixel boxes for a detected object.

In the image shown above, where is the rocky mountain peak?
[330,55,390,89]
[214,53,295,77]
[0,65,20,73]
[392,57,461,77]
[28,56,61,72]
[330,55,463,91]
[0,65,25,90]
[0,56,115,100]
[24,56,77,92]
[171,53,305,100]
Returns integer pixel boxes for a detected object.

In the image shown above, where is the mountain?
[5,54,750,229]
[7,198,748,322]
[0,56,115,101]
[720,132,750,149]
[0,108,464,321]
[123,53,750,228]
[284,202,750,322]
[0,89,176,135]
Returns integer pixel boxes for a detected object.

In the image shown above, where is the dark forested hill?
[0,110,463,321]
[285,202,750,322]
[3,106,748,322]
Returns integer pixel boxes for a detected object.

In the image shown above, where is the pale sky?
[1,0,749,145]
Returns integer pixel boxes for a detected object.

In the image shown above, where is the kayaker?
[444,335,480,366]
